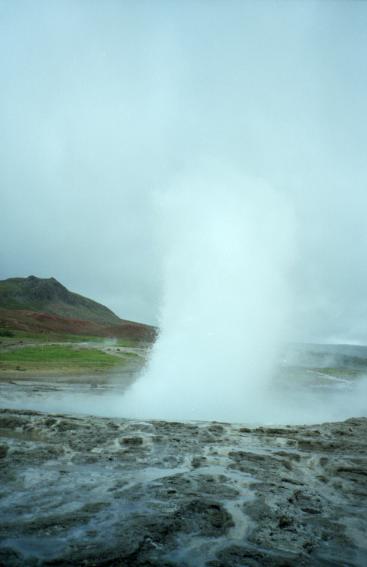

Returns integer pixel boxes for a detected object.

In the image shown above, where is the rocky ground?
[0,408,366,566]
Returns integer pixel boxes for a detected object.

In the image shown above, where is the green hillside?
[0,276,121,325]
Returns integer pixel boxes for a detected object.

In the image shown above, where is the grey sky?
[1,1,367,342]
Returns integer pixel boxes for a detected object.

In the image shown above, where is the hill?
[0,276,156,342]
[0,276,121,324]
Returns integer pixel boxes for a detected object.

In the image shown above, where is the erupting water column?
[121,166,295,422]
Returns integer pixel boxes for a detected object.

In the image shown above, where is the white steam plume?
[119,165,296,422]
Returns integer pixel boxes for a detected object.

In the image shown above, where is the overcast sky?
[1,1,367,343]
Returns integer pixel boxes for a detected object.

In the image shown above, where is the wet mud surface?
[0,409,366,566]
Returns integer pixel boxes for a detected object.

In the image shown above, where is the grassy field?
[0,329,143,347]
[0,329,101,343]
[0,344,125,373]
[313,367,362,378]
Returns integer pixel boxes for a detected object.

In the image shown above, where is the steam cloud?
[120,166,296,422]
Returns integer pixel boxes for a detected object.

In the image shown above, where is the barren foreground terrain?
[0,408,366,566]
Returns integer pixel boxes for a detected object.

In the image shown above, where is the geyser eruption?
[121,167,295,422]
